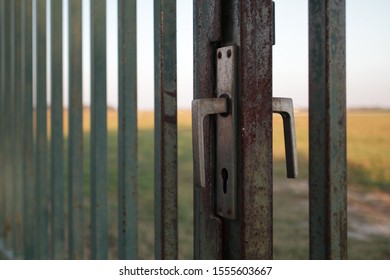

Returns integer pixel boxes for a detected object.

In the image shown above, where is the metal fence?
[0,0,346,260]
[0,0,174,260]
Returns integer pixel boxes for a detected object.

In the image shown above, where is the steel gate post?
[309,0,347,259]
[50,0,64,260]
[154,0,178,260]
[35,0,48,259]
[90,0,108,260]
[68,0,84,260]
[4,0,14,255]
[118,0,138,260]
[193,0,222,260]
[13,0,24,259]
[0,0,5,249]
[21,0,34,260]
[193,0,273,259]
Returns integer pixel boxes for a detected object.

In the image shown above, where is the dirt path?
[348,186,390,240]
[273,178,390,259]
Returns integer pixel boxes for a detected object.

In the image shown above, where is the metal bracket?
[215,46,237,220]
[192,46,237,220]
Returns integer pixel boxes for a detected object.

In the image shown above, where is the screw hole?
[217,51,222,59]
[221,168,228,194]
[227,49,232,58]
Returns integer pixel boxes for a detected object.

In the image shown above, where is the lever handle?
[192,97,228,188]
[272,97,298,178]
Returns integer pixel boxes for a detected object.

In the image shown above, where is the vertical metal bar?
[50,0,64,259]
[229,0,274,259]
[117,0,138,260]
[309,0,347,259]
[36,0,48,259]
[194,0,273,259]
[13,0,24,259]
[7,0,15,255]
[2,0,11,254]
[0,0,6,247]
[68,0,84,260]
[90,0,107,260]
[193,0,222,260]
[22,0,34,260]
[154,0,177,260]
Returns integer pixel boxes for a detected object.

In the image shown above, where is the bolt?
[227,49,232,58]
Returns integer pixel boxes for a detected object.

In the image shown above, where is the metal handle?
[192,98,228,188]
[272,97,298,178]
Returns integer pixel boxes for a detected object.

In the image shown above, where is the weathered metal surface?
[36,0,48,259]
[215,46,237,220]
[154,0,178,260]
[13,0,24,259]
[0,0,5,245]
[90,0,108,260]
[309,0,347,259]
[231,0,273,260]
[193,0,223,260]
[50,0,64,259]
[118,0,138,260]
[2,0,14,256]
[68,0,84,260]
[194,0,273,260]
[272,98,298,178]
[21,0,34,260]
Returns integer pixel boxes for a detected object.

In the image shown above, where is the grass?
[62,109,390,259]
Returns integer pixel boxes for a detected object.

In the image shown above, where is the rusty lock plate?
[216,46,237,220]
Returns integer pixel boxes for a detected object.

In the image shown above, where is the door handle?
[192,46,298,222]
[193,97,299,188]
[272,97,298,178]
[192,97,228,188]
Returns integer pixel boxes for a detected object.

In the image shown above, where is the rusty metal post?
[68,0,84,260]
[7,0,16,256]
[1,0,13,252]
[309,0,347,259]
[193,0,222,260]
[193,0,273,259]
[50,0,64,259]
[13,0,24,259]
[35,0,48,259]
[21,0,34,260]
[154,0,178,260]
[90,0,108,260]
[0,0,6,251]
[118,0,138,260]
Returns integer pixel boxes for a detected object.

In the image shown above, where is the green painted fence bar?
[21,0,34,260]
[2,0,12,255]
[0,0,6,248]
[90,0,108,260]
[13,0,24,259]
[309,0,347,259]
[154,0,178,260]
[7,0,15,254]
[117,0,138,260]
[36,0,48,259]
[50,0,64,260]
[68,0,84,260]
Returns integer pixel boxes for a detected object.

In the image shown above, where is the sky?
[56,0,390,110]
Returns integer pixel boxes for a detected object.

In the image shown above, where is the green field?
[74,109,390,259]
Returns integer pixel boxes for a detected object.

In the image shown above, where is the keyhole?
[221,168,229,194]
